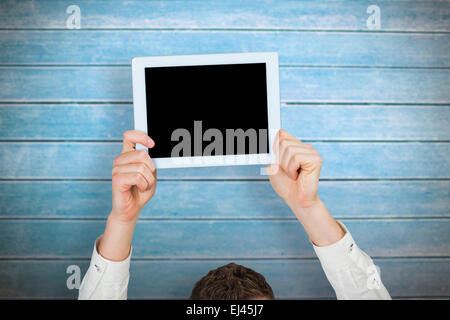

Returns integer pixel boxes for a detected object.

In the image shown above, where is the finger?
[279,129,314,149]
[280,145,320,180]
[278,140,316,173]
[280,129,315,150]
[283,150,322,181]
[278,129,298,142]
[112,163,155,189]
[297,141,315,150]
[279,140,315,163]
[112,172,149,193]
[274,130,314,159]
[273,130,281,159]
[272,130,288,164]
[122,130,155,153]
[280,146,303,180]
[114,150,156,173]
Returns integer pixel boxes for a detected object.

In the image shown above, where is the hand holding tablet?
[132,52,280,168]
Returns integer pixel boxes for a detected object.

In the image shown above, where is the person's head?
[190,263,275,300]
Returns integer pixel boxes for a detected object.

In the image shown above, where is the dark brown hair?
[190,263,275,300]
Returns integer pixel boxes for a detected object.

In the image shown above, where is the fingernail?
[147,138,155,147]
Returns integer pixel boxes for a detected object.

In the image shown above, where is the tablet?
[132,52,280,168]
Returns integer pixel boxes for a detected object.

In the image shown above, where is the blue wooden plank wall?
[0,0,449,299]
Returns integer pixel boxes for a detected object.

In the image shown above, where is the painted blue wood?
[280,68,450,104]
[0,1,448,31]
[1,105,449,140]
[0,258,449,299]
[1,67,448,103]
[0,105,133,140]
[0,220,448,258]
[1,31,449,67]
[0,142,448,179]
[0,181,449,219]
[0,0,448,300]
[282,105,450,141]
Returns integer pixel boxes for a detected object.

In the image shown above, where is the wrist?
[287,196,322,215]
[109,209,139,226]
[110,206,141,225]
[288,198,345,247]
[97,212,137,261]
[105,212,138,242]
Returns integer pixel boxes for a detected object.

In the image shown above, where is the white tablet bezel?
[132,52,280,169]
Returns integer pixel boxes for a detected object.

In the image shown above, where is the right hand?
[267,130,345,247]
[267,129,323,210]
[110,130,157,223]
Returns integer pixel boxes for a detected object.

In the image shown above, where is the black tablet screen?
[145,63,269,158]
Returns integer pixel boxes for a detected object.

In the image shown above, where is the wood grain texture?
[0,181,449,219]
[0,0,448,31]
[0,67,449,103]
[0,142,448,179]
[0,0,449,299]
[0,258,449,299]
[1,105,449,140]
[0,220,449,259]
[1,31,449,67]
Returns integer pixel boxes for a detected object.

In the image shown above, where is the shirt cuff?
[312,221,359,270]
[89,236,132,282]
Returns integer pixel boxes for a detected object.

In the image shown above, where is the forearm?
[97,213,137,261]
[288,198,345,247]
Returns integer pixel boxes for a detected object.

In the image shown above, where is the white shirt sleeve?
[313,221,391,300]
[78,222,390,300]
[78,237,131,300]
